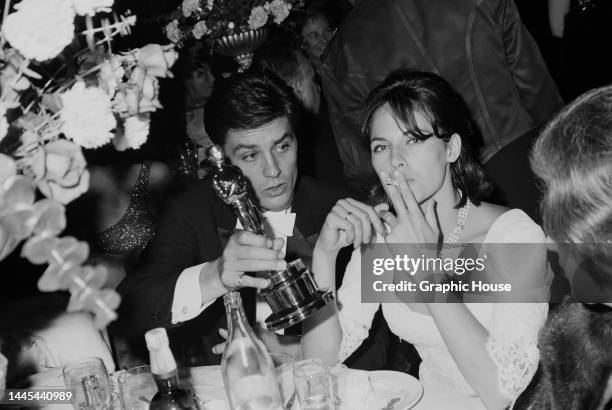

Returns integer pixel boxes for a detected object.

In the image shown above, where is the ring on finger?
[345,211,352,220]
[236,274,244,287]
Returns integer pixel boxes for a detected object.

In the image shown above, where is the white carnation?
[60,81,116,149]
[265,0,291,24]
[182,0,200,17]
[73,0,114,16]
[115,115,150,150]
[165,19,182,43]
[248,6,268,30]
[1,0,75,61]
[192,21,209,39]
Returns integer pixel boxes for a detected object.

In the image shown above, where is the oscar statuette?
[207,145,334,331]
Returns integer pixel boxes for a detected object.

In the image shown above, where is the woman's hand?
[380,170,439,245]
[316,198,386,255]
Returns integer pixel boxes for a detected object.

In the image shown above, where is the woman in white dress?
[301,70,550,409]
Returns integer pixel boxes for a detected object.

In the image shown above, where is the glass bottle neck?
[224,292,256,339]
[153,370,181,393]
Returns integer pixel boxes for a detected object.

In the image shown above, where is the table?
[184,366,486,410]
[30,365,485,409]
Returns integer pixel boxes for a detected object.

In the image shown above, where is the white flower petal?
[60,81,116,149]
[2,0,75,61]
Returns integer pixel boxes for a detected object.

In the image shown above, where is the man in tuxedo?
[117,72,388,367]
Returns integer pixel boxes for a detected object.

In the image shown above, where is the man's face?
[184,63,215,103]
[301,16,333,60]
[223,117,298,211]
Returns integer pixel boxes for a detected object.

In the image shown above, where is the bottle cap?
[145,328,169,351]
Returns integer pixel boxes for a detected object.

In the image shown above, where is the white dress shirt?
[171,208,296,329]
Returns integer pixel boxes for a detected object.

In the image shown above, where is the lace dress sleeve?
[336,247,380,363]
[482,209,550,401]
[485,303,547,400]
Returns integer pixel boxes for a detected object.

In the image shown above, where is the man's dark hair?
[204,72,303,146]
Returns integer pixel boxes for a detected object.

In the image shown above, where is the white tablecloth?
[185,366,485,410]
[29,365,485,409]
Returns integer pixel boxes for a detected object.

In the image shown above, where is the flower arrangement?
[166,0,302,45]
[0,0,177,328]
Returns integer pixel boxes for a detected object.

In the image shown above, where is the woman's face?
[301,16,333,60]
[369,104,454,204]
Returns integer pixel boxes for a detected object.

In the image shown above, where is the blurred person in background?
[548,0,612,100]
[251,39,345,188]
[177,42,216,150]
[300,7,335,63]
[0,294,115,389]
[515,84,612,410]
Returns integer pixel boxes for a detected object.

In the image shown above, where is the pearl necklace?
[444,198,471,244]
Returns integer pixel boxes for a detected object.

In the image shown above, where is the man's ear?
[447,133,462,163]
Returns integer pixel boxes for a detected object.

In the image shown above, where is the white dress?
[336,209,549,401]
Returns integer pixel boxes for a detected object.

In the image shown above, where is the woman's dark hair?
[204,72,303,146]
[360,69,490,207]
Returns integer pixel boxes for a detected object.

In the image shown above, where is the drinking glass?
[270,352,295,408]
[63,357,111,409]
[294,359,335,410]
[0,352,7,401]
[118,365,158,410]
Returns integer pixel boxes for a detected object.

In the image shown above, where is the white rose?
[30,139,90,204]
[248,6,268,30]
[265,0,291,24]
[60,81,116,149]
[182,0,200,17]
[165,19,182,44]
[1,0,75,61]
[126,43,178,78]
[192,21,209,39]
[0,153,17,187]
[97,57,124,95]
[113,114,150,150]
[206,0,214,10]
[72,0,113,16]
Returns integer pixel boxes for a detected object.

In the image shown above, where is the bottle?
[80,374,105,408]
[221,291,282,410]
[145,328,198,410]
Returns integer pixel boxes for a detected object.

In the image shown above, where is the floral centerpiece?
[166,0,302,70]
[0,0,177,330]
